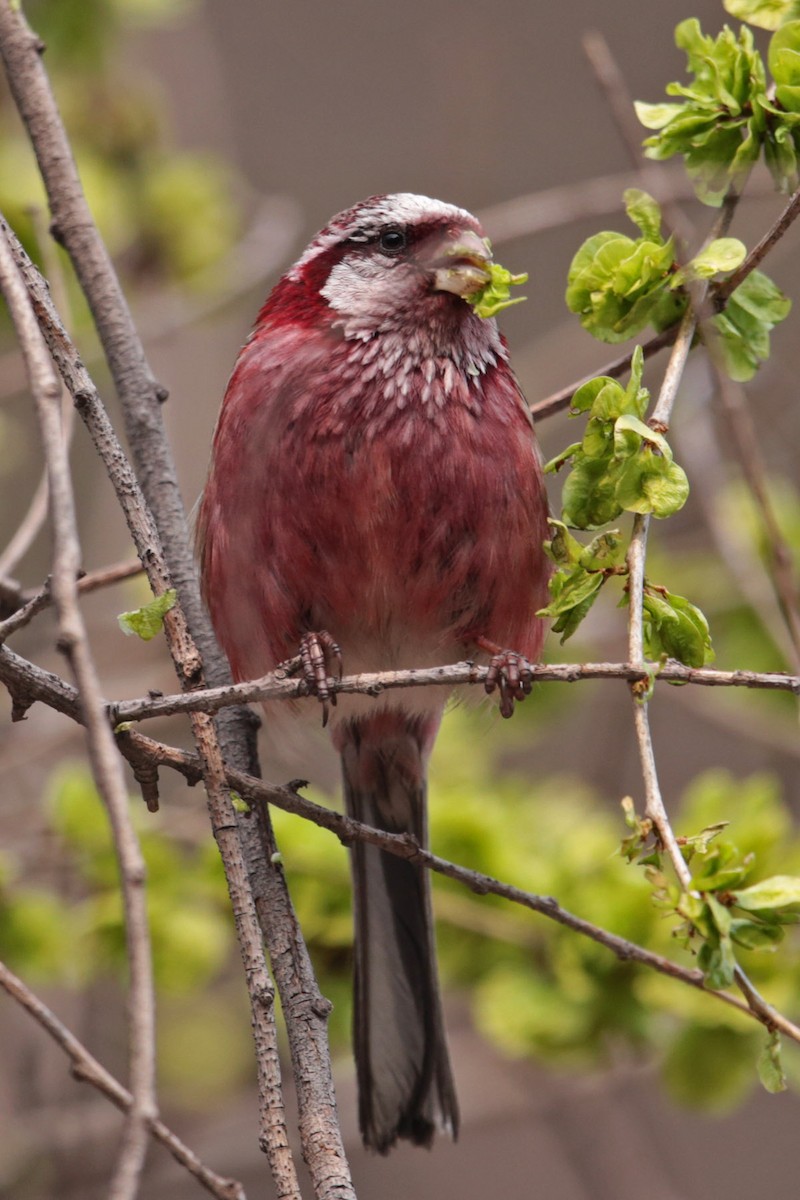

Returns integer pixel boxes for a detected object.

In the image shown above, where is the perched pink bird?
[198,193,550,1153]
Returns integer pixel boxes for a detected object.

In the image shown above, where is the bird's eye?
[378,226,407,255]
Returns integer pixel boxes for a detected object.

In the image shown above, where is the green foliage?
[466,260,528,318]
[636,17,800,201]
[0,0,241,295]
[711,269,793,381]
[544,346,691,529]
[0,765,235,995]
[642,586,715,667]
[117,587,177,640]
[6,741,800,1114]
[724,0,800,30]
[539,348,712,663]
[564,190,773,369]
[565,190,680,343]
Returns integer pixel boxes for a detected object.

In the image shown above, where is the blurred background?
[1,0,799,1196]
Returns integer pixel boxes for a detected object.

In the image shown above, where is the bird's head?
[274,193,496,339]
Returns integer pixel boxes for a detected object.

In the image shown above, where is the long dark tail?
[337,709,459,1154]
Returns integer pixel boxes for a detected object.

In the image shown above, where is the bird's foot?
[476,636,533,719]
[300,631,343,727]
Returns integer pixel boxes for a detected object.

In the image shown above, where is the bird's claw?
[300,631,343,727]
[483,646,533,719]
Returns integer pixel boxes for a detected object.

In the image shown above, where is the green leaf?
[730,1,799,33]
[684,237,747,279]
[623,188,663,241]
[634,101,684,130]
[698,930,737,988]
[731,874,800,910]
[466,260,528,318]
[562,456,624,529]
[571,376,620,414]
[758,1031,787,1094]
[636,18,774,205]
[543,442,582,474]
[615,454,690,518]
[578,530,625,571]
[730,918,785,949]
[117,588,177,641]
[712,269,792,380]
[613,414,673,461]
[642,588,714,667]
[543,519,586,565]
[565,212,676,343]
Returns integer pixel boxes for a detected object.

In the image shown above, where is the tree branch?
[0,959,247,1200]
[115,727,800,1047]
[0,5,355,1188]
[0,219,157,1200]
[108,659,800,725]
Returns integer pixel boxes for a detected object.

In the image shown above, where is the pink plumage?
[198,193,550,1152]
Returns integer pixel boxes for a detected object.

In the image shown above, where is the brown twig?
[581,29,696,248]
[115,727,800,1047]
[0,559,145,642]
[4,630,800,1057]
[715,181,800,304]
[529,326,679,421]
[711,365,800,672]
[0,959,247,1200]
[108,659,800,725]
[0,221,157,1200]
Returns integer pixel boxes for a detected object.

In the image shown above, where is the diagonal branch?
[116,727,800,1047]
[0,2,352,1180]
[0,959,246,1200]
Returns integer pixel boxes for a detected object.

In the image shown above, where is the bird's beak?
[431,228,493,297]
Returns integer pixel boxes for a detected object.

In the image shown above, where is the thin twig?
[581,29,695,248]
[0,222,157,1200]
[4,632,800,1053]
[0,959,247,1200]
[0,559,144,640]
[0,204,75,579]
[530,326,679,421]
[715,181,800,304]
[531,170,798,425]
[108,659,800,725]
[0,223,302,1198]
[116,727,800,1047]
[711,365,800,672]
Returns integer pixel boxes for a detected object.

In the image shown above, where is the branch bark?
[0,959,247,1200]
[0,6,352,1194]
[0,219,156,1200]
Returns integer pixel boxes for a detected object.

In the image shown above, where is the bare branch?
[710,366,800,673]
[115,728,800,1047]
[0,959,247,1200]
[108,659,800,725]
[0,6,357,1182]
[530,326,679,421]
[715,181,800,304]
[0,220,157,1200]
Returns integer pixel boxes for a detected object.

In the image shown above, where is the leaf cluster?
[566,190,790,379]
[545,347,690,528]
[636,17,800,203]
[466,259,528,318]
[539,347,712,662]
[0,0,240,297]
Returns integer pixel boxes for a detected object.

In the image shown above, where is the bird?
[197,192,551,1153]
